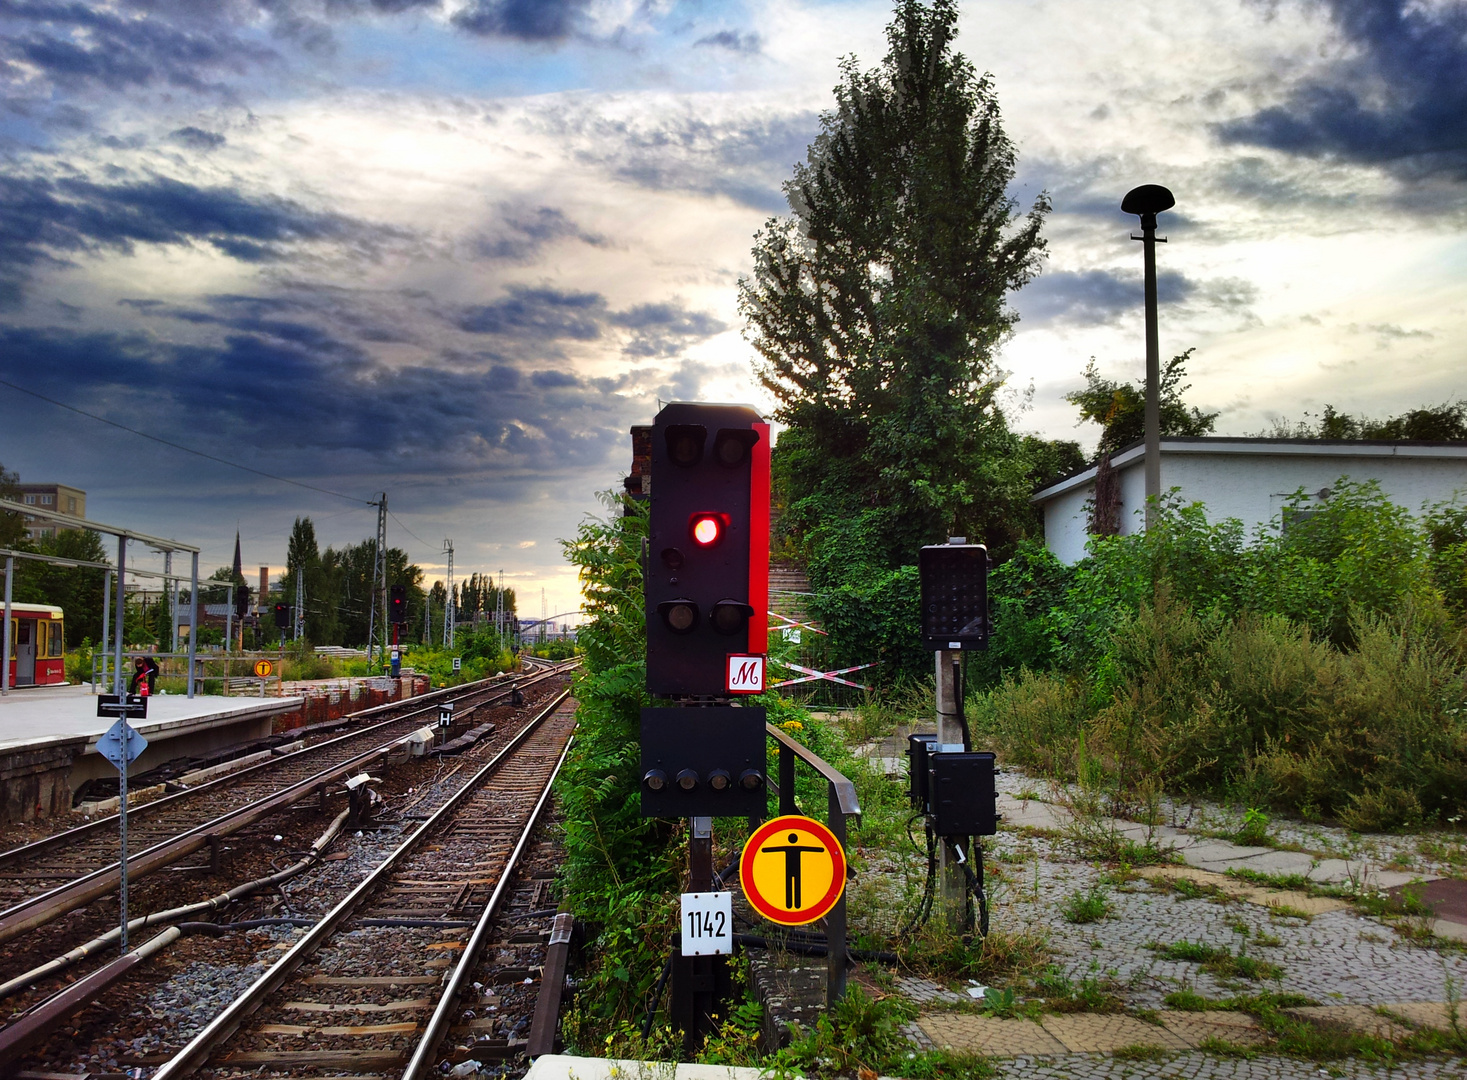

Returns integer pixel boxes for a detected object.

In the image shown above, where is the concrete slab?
[996,796,1069,831]
[1381,1001,1464,1033]
[1159,1010,1271,1048]
[1038,1013,1191,1053]
[1434,919,1467,943]
[1223,849,1321,875]
[523,1056,677,1080]
[1139,865,1350,915]
[0,683,301,751]
[1180,840,1275,863]
[917,1013,1068,1056]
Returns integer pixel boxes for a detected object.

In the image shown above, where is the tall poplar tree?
[740,0,1050,565]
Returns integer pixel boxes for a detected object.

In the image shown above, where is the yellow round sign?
[253,659,273,678]
[740,814,846,926]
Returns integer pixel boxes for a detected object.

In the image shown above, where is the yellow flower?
[781,720,804,732]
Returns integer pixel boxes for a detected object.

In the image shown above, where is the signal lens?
[660,600,698,633]
[691,515,721,546]
[676,769,699,791]
[708,769,731,791]
[710,599,754,635]
[643,769,668,792]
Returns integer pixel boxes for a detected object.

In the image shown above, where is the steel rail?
[0,666,575,945]
[0,672,513,867]
[150,687,573,1080]
[401,731,574,1079]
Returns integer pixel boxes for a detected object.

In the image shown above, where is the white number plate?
[680,891,733,956]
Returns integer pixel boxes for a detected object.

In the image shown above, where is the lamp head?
[1121,185,1175,217]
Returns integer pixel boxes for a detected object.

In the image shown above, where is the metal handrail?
[764,721,860,1005]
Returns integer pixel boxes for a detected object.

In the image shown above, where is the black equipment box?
[918,544,990,650]
[928,751,998,836]
[640,706,766,818]
[906,732,938,811]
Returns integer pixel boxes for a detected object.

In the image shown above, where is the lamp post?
[1122,184,1175,529]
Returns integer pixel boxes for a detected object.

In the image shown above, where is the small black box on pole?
[907,731,938,811]
[918,543,989,650]
[639,706,767,818]
[929,751,998,836]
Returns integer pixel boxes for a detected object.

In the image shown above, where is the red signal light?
[689,513,726,547]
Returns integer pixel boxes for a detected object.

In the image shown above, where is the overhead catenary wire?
[0,376,373,506]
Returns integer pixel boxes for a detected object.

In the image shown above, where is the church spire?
[232,531,243,582]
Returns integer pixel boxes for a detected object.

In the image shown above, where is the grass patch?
[1198,1035,1257,1058]
[1032,965,1124,1013]
[1163,989,1315,1012]
[896,924,1052,984]
[1111,1043,1171,1061]
[1150,941,1283,982]
[1152,875,1234,903]
[1060,883,1112,924]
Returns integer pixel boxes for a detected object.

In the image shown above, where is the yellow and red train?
[5,602,66,686]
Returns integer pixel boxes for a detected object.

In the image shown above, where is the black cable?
[953,654,971,753]
[640,956,674,1039]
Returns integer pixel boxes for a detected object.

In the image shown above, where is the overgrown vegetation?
[741,0,1081,683]
[970,481,1467,831]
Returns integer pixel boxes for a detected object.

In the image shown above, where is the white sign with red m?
[725,654,766,694]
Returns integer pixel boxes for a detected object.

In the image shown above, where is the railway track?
[0,662,574,952]
[148,688,578,1079]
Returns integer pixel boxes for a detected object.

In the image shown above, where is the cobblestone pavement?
[845,751,1467,1076]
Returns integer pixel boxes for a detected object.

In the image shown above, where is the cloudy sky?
[0,0,1461,616]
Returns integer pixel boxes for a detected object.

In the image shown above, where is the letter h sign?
[726,654,765,694]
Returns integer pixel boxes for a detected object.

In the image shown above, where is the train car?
[5,602,66,686]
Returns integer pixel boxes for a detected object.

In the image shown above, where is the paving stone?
[892,975,964,1005]
[1284,1005,1415,1041]
[1038,1012,1192,1053]
[1181,840,1275,863]
[1382,1000,1464,1032]
[1158,1009,1271,1048]
[1434,919,1467,943]
[917,1012,1068,1056]
[1224,849,1321,874]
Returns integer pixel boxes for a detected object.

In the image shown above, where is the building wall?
[15,483,86,539]
[1038,443,1467,565]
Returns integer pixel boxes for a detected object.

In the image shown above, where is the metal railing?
[89,652,289,697]
[766,721,860,1006]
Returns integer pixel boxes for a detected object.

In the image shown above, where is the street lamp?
[1122,184,1175,528]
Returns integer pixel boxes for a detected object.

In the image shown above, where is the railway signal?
[273,602,290,629]
[645,402,769,696]
[389,585,407,625]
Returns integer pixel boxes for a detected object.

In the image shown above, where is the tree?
[1066,348,1218,458]
[280,517,339,643]
[740,0,1050,565]
[11,529,109,646]
[1263,401,1467,442]
[0,462,23,548]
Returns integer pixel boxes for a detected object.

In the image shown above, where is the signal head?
[689,513,726,548]
[710,599,754,636]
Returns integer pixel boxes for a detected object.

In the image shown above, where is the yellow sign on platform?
[740,814,846,926]
[253,659,273,678]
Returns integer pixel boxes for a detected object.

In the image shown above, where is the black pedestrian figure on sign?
[761,832,825,909]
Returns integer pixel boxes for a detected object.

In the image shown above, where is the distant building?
[1032,438,1467,565]
[15,483,86,539]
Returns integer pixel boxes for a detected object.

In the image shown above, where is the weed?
[1032,965,1123,1013]
[1225,867,1319,892]
[1234,807,1274,847]
[1267,904,1313,922]
[1150,941,1283,982]
[1163,989,1315,1012]
[773,985,919,1077]
[897,1047,998,1078]
[1151,875,1232,903]
[1253,930,1283,948]
[1060,883,1112,924]
[897,924,1051,984]
[978,987,1029,1019]
[1112,1043,1171,1061]
[1198,1035,1257,1058]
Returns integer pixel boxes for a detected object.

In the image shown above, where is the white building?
[1032,438,1467,565]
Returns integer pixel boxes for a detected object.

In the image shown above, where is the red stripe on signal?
[748,422,770,655]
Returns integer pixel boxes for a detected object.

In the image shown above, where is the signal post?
[638,402,771,1046]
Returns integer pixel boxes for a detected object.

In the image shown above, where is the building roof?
[1033,436,1467,504]
[2,602,65,617]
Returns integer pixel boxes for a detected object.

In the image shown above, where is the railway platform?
[0,684,303,823]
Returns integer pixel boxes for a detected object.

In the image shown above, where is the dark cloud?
[1220,0,1467,178]
[456,285,606,339]
[1015,268,1255,327]
[169,125,226,150]
[473,203,605,262]
[0,171,406,302]
[0,320,621,474]
[694,30,761,54]
[0,1,278,95]
[451,0,587,42]
[454,286,726,356]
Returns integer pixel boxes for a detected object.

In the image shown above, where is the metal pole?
[827,782,847,1006]
[113,537,126,697]
[101,570,111,694]
[118,740,129,954]
[2,555,12,697]
[225,584,233,661]
[164,551,175,655]
[187,552,198,698]
[1141,213,1161,527]
[934,648,965,927]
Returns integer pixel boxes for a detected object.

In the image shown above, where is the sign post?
[96,700,148,953]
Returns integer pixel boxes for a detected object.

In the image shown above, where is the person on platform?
[130,655,160,696]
